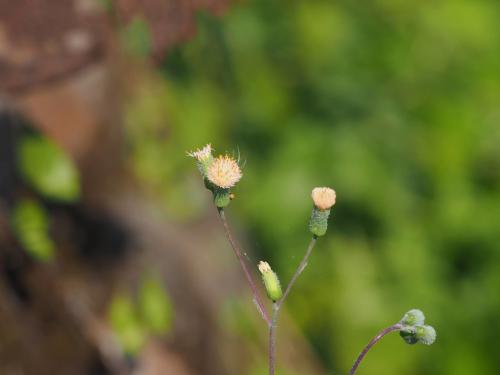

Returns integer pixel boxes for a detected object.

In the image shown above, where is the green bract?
[213,188,231,208]
[309,207,330,236]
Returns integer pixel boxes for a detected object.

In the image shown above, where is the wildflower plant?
[189,144,436,374]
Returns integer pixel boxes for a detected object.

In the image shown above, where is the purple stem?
[217,208,271,326]
[349,323,402,375]
[269,303,279,375]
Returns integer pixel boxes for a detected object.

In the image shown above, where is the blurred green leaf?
[12,199,54,261]
[109,294,146,356]
[121,17,151,58]
[18,135,80,202]
[126,1,500,373]
[139,275,173,335]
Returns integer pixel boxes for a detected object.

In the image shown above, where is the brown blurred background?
[1,1,313,374]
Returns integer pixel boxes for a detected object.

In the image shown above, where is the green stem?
[276,236,317,310]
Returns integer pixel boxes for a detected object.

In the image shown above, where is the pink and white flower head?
[311,187,336,211]
[207,155,242,189]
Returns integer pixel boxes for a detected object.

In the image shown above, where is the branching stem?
[218,207,320,374]
[268,236,318,373]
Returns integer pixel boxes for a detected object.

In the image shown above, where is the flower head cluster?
[311,187,336,211]
[188,144,242,189]
[188,144,243,207]
[207,155,242,189]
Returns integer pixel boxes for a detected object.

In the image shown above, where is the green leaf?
[109,293,146,356]
[12,199,55,261]
[138,275,173,334]
[18,135,80,202]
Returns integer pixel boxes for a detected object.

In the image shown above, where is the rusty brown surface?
[115,0,228,59]
[0,0,230,94]
[0,0,107,94]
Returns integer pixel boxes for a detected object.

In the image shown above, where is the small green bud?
[415,325,436,345]
[399,326,418,345]
[309,207,330,236]
[401,309,425,326]
[399,325,437,345]
[258,261,282,302]
[213,188,231,208]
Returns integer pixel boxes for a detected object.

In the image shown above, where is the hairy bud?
[258,261,283,302]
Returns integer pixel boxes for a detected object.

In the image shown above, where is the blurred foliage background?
[125,0,500,374]
[3,0,500,373]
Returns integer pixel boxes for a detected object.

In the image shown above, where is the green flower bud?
[258,261,282,302]
[213,188,231,208]
[401,309,425,326]
[309,207,330,236]
[399,325,437,345]
[415,325,436,345]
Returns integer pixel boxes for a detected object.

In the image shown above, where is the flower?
[207,155,242,189]
[311,187,336,211]
[187,144,212,162]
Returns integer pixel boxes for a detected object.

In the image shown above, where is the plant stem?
[276,236,317,309]
[349,323,402,375]
[217,207,271,326]
[267,236,318,375]
[269,303,279,375]
[217,212,319,374]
